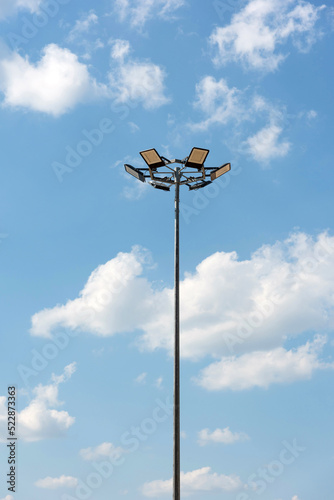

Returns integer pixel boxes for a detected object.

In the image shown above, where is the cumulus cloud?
[209,0,326,71]
[0,44,104,116]
[30,246,156,338]
[114,0,185,29]
[0,496,14,500]
[0,0,42,19]
[108,39,170,109]
[196,335,333,391]
[198,427,249,446]
[31,233,334,359]
[35,475,78,489]
[0,363,76,442]
[245,122,291,162]
[30,234,334,389]
[0,40,168,115]
[142,467,242,496]
[80,442,126,461]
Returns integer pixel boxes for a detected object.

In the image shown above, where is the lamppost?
[124,148,231,500]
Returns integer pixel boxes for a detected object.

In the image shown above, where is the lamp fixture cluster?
[124,147,231,191]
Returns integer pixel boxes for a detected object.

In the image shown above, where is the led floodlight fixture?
[151,182,170,191]
[210,163,231,181]
[140,148,165,169]
[124,164,146,183]
[188,180,212,191]
[185,147,210,169]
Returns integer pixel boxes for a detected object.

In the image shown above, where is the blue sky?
[0,0,334,499]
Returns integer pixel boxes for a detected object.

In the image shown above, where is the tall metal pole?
[173,167,180,500]
[124,149,231,500]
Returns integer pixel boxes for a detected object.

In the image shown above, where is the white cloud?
[190,76,243,131]
[122,179,149,200]
[0,363,76,442]
[198,427,249,446]
[51,362,77,385]
[0,40,167,116]
[245,122,291,162]
[128,121,140,133]
[142,467,242,496]
[134,372,147,384]
[30,246,155,338]
[190,78,290,162]
[67,10,98,41]
[35,475,78,489]
[155,377,163,388]
[0,44,103,116]
[196,335,333,391]
[292,496,300,500]
[210,0,326,71]
[80,442,126,461]
[305,109,317,123]
[0,496,14,500]
[110,39,131,61]
[241,94,291,162]
[109,40,170,109]
[0,0,42,19]
[30,233,334,389]
[114,0,185,29]
[116,155,150,200]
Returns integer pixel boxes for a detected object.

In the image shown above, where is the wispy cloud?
[190,79,291,163]
[80,442,126,461]
[134,372,147,384]
[114,0,186,29]
[0,0,43,20]
[67,10,98,42]
[155,377,163,389]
